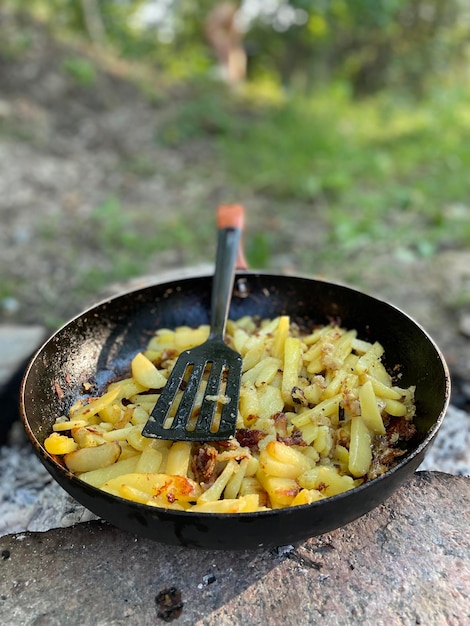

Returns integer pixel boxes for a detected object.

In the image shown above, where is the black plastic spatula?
[142,204,245,442]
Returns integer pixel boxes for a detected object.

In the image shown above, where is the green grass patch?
[157,81,239,147]
[75,197,214,293]
[207,82,470,266]
[61,56,97,87]
[153,76,470,274]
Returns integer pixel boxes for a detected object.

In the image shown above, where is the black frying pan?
[20,272,450,549]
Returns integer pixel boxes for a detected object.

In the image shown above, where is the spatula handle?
[217,204,248,270]
[211,204,245,339]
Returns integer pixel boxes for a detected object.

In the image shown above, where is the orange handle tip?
[216,204,247,270]
[217,204,245,230]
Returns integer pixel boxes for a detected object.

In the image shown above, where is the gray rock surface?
[1,471,469,626]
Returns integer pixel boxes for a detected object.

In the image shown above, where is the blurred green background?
[1,0,470,328]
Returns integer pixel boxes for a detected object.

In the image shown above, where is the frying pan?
[20,272,450,550]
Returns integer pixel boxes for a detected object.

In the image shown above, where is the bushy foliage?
[7,0,469,95]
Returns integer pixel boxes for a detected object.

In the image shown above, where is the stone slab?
[1,471,469,626]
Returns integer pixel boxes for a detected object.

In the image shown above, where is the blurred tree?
[80,0,106,44]
[6,0,469,96]
[243,0,467,95]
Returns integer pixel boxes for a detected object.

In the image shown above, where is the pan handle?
[217,204,248,271]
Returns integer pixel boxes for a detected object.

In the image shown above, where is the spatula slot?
[159,359,230,435]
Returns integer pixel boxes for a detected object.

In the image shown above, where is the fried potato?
[348,416,372,477]
[44,432,78,455]
[78,456,140,487]
[256,473,299,508]
[131,352,168,390]
[259,440,312,479]
[191,494,260,513]
[165,441,191,477]
[64,441,121,473]
[103,472,202,502]
[135,447,164,473]
[281,337,302,405]
[359,379,386,435]
[71,386,121,421]
[47,315,416,513]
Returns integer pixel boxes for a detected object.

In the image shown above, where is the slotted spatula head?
[142,204,245,442]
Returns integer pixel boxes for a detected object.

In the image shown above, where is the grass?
[69,197,215,295]
[17,198,218,328]
[61,56,97,87]
[55,78,470,303]
[159,78,470,270]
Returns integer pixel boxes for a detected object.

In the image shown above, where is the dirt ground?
[1,9,469,403]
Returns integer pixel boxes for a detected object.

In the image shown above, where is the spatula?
[142,204,245,442]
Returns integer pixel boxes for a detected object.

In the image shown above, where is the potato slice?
[359,379,386,435]
[191,494,261,513]
[165,441,191,477]
[131,352,167,389]
[135,447,163,474]
[78,455,139,487]
[52,419,89,432]
[281,337,302,405]
[71,386,121,421]
[103,473,202,502]
[44,432,78,455]
[291,489,324,506]
[64,441,121,473]
[348,416,372,478]
[259,440,311,479]
[256,473,299,507]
